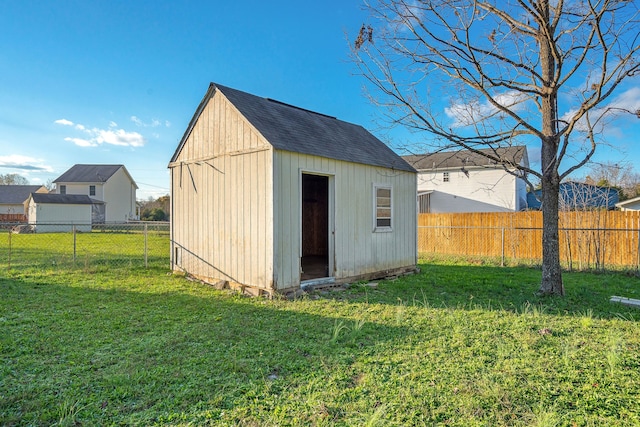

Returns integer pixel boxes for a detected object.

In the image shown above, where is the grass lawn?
[1,262,639,426]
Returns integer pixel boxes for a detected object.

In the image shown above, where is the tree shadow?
[314,263,640,321]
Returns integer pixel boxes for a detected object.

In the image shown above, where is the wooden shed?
[169,83,417,295]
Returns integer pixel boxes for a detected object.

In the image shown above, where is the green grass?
[1,262,639,426]
[1,229,169,270]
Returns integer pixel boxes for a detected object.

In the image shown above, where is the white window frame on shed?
[373,184,393,232]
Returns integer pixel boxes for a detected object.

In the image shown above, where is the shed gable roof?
[170,83,415,173]
[0,185,46,204]
[54,164,138,188]
[29,193,102,205]
[403,146,528,170]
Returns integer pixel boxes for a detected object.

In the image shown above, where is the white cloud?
[131,115,170,128]
[95,128,145,147]
[0,154,54,172]
[64,137,97,147]
[561,86,640,133]
[445,90,528,127]
[55,118,147,148]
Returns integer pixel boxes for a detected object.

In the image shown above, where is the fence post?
[501,227,505,267]
[8,229,11,272]
[73,225,77,265]
[144,223,148,268]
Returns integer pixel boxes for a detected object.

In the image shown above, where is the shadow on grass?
[316,263,640,321]
[0,272,408,425]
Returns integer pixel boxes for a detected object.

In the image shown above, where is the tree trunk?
[539,164,565,295]
[537,0,564,296]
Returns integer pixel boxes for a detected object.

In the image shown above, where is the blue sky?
[1,1,638,199]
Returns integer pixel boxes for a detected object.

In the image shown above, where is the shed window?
[374,185,392,231]
[89,185,96,196]
[59,185,66,195]
[443,172,450,182]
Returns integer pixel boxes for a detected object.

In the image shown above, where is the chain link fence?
[0,222,170,273]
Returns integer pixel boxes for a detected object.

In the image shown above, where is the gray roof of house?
[29,193,103,205]
[170,83,415,173]
[402,146,528,170]
[54,164,130,184]
[0,185,46,204]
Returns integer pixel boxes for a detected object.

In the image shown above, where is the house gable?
[170,87,271,165]
[171,83,415,173]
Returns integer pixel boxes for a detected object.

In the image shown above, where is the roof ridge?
[265,98,337,119]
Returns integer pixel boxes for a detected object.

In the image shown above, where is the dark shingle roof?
[170,83,415,173]
[0,185,46,204]
[403,146,528,170]
[29,193,102,205]
[54,164,124,184]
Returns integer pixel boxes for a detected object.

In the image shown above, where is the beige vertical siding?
[274,151,417,290]
[170,92,274,290]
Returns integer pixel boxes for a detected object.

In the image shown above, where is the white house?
[26,193,101,233]
[616,195,640,211]
[53,164,138,222]
[169,83,417,295]
[0,185,47,221]
[402,146,529,213]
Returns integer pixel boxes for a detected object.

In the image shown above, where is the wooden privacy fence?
[418,211,640,270]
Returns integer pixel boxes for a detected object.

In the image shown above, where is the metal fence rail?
[0,222,170,272]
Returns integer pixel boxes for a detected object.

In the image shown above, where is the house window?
[374,185,392,231]
[59,185,66,195]
[89,185,96,196]
[443,172,450,182]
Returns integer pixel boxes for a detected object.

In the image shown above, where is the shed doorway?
[301,173,332,281]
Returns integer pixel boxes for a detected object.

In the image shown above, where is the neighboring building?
[403,146,529,213]
[169,83,417,295]
[25,193,103,233]
[527,181,619,210]
[53,164,138,222]
[615,195,640,211]
[0,185,47,221]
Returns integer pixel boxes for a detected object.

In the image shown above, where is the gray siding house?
[169,83,417,295]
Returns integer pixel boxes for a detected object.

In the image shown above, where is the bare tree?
[353,0,640,295]
[0,173,29,185]
[584,161,640,200]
